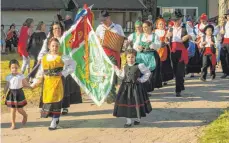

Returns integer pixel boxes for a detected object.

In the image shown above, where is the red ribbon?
[171,42,188,64]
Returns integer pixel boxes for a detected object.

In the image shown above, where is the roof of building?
[76,0,147,10]
[2,0,147,10]
[1,0,67,10]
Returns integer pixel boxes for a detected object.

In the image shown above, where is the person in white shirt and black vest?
[220,9,229,79]
[166,11,192,97]
[199,25,217,81]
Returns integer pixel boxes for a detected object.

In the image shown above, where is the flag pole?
[84,4,89,81]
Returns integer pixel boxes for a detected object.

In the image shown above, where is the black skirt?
[113,82,152,118]
[62,75,82,108]
[41,101,62,118]
[186,46,202,74]
[152,51,163,89]
[5,88,27,108]
[161,46,174,82]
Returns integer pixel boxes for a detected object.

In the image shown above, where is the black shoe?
[56,119,59,125]
[163,82,168,86]
[62,108,68,115]
[124,123,132,128]
[190,75,195,78]
[176,92,181,97]
[134,121,140,125]
[221,74,228,79]
[199,77,206,82]
[48,126,57,130]
[211,75,216,80]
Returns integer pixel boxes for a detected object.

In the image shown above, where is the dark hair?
[23,18,34,27]
[9,59,20,68]
[36,21,44,30]
[49,21,64,38]
[143,20,153,27]
[10,24,15,29]
[1,24,4,28]
[125,49,137,56]
[48,37,60,46]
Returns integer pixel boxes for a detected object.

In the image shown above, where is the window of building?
[159,7,198,22]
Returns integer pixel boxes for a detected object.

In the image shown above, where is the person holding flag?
[95,10,125,104]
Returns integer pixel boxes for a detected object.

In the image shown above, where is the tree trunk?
[218,0,229,22]
[142,0,157,21]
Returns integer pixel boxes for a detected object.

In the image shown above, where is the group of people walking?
[3,9,229,130]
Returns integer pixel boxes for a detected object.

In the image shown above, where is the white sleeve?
[117,25,125,37]
[114,67,125,79]
[5,75,11,82]
[186,26,196,41]
[128,33,134,42]
[38,39,48,60]
[133,38,141,52]
[138,64,151,83]
[150,34,161,50]
[61,55,76,77]
[213,26,220,36]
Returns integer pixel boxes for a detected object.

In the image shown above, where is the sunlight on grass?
[199,110,229,143]
[1,53,41,108]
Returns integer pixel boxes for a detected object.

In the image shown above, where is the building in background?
[1,0,146,35]
[157,0,229,22]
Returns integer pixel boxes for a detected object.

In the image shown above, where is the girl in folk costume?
[18,18,34,74]
[38,22,82,115]
[155,18,174,85]
[127,20,143,48]
[134,20,162,92]
[185,19,202,77]
[199,25,217,81]
[121,21,143,68]
[220,10,229,79]
[4,59,31,129]
[31,38,76,130]
[113,49,152,127]
[166,12,192,97]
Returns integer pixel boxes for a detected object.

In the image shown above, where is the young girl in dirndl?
[31,38,76,130]
[5,59,31,129]
[113,49,152,128]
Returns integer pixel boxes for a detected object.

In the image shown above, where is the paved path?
[1,74,229,143]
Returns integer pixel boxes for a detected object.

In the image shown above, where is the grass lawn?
[1,53,41,112]
[199,109,229,143]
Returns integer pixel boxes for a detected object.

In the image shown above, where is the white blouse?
[199,35,217,48]
[6,74,25,89]
[133,33,161,51]
[31,54,76,86]
[114,63,151,83]
[221,22,229,38]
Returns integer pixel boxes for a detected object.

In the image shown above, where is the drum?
[102,30,125,53]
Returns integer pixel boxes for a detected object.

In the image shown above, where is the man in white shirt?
[95,10,125,104]
[166,11,193,97]
[220,9,229,78]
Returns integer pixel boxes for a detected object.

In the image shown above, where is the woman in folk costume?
[121,21,143,68]
[31,38,76,130]
[166,12,193,97]
[18,18,34,74]
[95,10,125,103]
[220,10,229,79]
[185,19,202,77]
[113,49,152,127]
[134,20,162,92]
[199,25,217,81]
[154,18,174,85]
[38,22,82,115]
